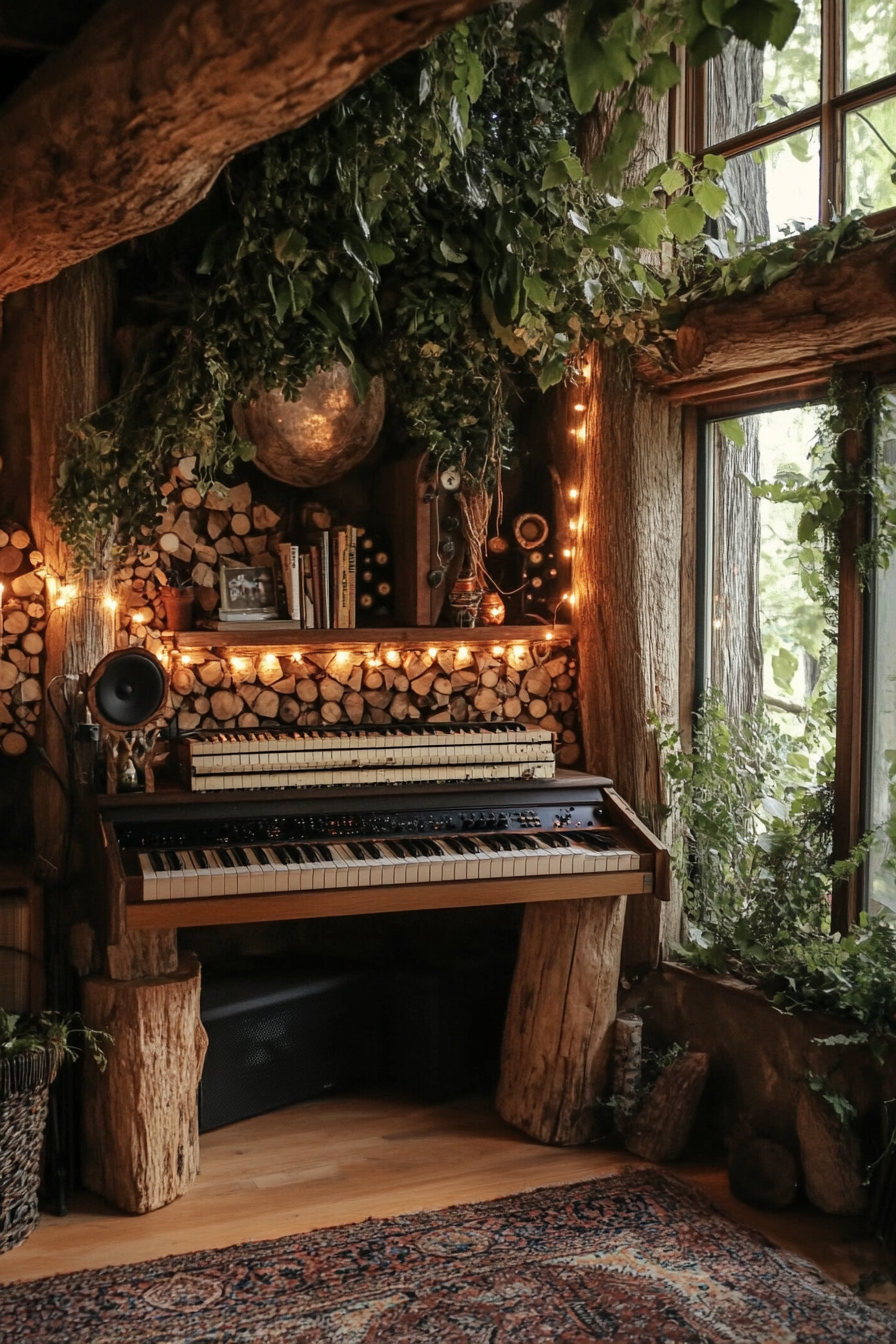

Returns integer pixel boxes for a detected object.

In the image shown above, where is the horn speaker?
[86,648,168,731]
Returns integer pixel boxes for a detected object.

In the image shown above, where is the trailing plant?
[746,374,896,632]
[53,0,811,567]
[0,1009,110,1069]
[655,688,896,1036]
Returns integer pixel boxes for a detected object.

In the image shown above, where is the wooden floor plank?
[0,1091,892,1305]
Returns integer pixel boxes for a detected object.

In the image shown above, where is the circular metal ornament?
[513,513,550,550]
[231,365,385,488]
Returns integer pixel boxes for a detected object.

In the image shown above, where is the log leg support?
[81,952,208,1214]
[496,895,627,1145]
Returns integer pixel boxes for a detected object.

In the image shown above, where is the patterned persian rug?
[1,1168,894,1343]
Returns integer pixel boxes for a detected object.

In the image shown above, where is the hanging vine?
[52,0,845,567]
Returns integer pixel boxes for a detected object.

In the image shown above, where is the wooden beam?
[831,407,867,934]
[0,0,494,297]
[637,236,896,402]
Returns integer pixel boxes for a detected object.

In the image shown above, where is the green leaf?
[349,358,372,403]
[523,273,551,307]
[635,207,668,249]
[718,416,745,446]
[267,274,291,324]
[537,352,567,391]
[666,195,705,242]
[767,0,801,48]
[367,241,395,266]
[703,152,727,173]
[466,51,485,103]
[541,160,570,190]
[273,228,308,265]
[772,646,799,694]
[439,239,469,264]
[549,138,572,162]
[287,273,313,314]
[693,178,727,218]
[639,51,681,99]
[660,167,687,195]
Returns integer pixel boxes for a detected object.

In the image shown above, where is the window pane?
[846,0,896,89]
[719,127,820,242]
[706,0,821,142]
[844,94,896,215]
[867,391,896,915]
[708,406,829,736]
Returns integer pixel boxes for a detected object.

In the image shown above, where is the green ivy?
[655,688,896,1034]
[50,1,830,566]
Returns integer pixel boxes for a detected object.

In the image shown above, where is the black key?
[166,850,183,870]
[218,849,235,868]
[230,849,249,868]
[149,850,167,873]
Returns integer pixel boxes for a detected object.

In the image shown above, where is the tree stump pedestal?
[82,952,208,1214]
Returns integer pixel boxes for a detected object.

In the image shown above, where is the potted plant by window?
[0,1011,109,1253]
[640,690,896,1214]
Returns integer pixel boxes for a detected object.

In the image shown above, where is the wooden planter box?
[620,963,896,1153]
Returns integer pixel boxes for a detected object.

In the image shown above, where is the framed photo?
[219,564,279,618]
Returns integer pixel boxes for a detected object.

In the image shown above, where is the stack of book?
[279,527,358,630]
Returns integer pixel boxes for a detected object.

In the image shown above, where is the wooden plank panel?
[168,625,576,652]
[126,871,656,930]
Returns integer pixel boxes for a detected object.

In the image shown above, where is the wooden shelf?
[164,624,576,652]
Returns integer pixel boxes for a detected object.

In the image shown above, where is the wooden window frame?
[682,368,896,933]
[682,0,896,228]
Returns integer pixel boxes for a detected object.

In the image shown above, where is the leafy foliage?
[656,688,896,1034]
[52,1,808,567]
[0,1010,111,1069]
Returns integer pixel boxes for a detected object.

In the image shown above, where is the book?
[347,525,357,629]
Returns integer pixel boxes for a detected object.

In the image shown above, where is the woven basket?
[0,1048,62,1254]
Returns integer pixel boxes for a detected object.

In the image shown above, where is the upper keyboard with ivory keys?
[96,771,670,932]
[180,723,556,791]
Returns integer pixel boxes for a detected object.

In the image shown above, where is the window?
[687,0,896,234]
[867,388,896,914]
[699,402,830,731]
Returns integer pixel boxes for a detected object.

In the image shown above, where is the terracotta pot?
[232,365,385,488]
[160,586,195,631]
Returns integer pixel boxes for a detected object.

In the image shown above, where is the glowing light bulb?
[291,650,303,663]
[573,403,586,412]
[458,646,470,660]
[563,548,572,558]
[335,650,349,663]
[512,645,525,659]
[181,654,192,666]
[568,593,577,606]
[386,649,401,667]
[581,363,592,379]
[427,647,438,658]
[262,652,279,670]
[132,611,144,624]
[546,631,555,642]
[103,594,118,612]
[492,645,505,656]
[576,425,586,440]
[569,488,579,500]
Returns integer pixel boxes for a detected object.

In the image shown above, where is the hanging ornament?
[480,591,506,626]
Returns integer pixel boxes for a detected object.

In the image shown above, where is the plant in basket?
[0,1011,111,1254]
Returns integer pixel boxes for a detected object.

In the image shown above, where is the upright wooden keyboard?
[97,771,669,934]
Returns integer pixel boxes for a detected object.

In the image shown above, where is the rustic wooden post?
[496,895,627,1144]
[81,953,208,1214]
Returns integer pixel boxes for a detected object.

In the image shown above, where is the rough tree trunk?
[0,258,116,877]
[0,0,494,296]
[496,896,628,1144]
[497,90,683,1146]
[710,421,763,718]
[81,953,208,1214]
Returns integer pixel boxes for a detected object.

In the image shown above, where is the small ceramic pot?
[160,585,195,632]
